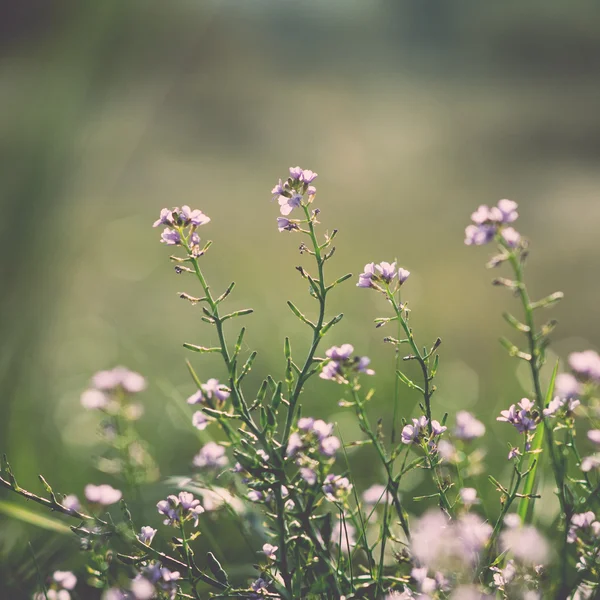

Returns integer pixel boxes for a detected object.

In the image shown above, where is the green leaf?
[0,500,71,534]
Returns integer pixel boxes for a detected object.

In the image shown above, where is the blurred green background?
[2,0,600,596]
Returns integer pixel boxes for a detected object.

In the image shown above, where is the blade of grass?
[517,361,558,523]
[0,500,71,534]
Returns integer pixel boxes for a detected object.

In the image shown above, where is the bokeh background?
[2,1,600,596]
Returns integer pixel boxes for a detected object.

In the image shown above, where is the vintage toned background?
[1,1,600,596]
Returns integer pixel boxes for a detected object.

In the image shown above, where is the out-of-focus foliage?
[1,1,600,596]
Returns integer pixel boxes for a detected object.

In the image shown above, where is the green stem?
[180,517,201,600]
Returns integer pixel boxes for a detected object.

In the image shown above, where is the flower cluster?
[286,417,341,463]
[271,166,317,224]
[156,491,204,528]
[401,416,446,445]
[357,261,410,290]
[80,366,146,415]
[153,205,210,249]
[497,398,537,434]
[464,199,520,247]
[187,378,230,406]
[84,483,122,506]
[193,441,228,469]
[33,571,77,600]
[319,344,374,383]
[322,474,353,503]
[131,563,180,600]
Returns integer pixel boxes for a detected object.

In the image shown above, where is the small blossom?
[80,389,109,410]
[508,446,521,460]
[569,350,600,382]
[357,262,376,288]
[179,205,210,227]
[153,208,174,228]
[500,523,549,565]
[588,430,600,444]
[454,411,485,440]
[85,484,122,506]
[187,390,204,405]
[401,416,428,444]
[326,344,354,361]
[464,224,495,246]
[581,454,600,472]
[271,179,284,200]
[201,378,230,403]
[438,439,459,462]
[471,205,493,224]
[459,488,479,507]
[398,268,410,284]
[61,495,81,513]
[53,571,77,590]
[543,395,580,417]
[300,169,318,184]
[500,227,521,248]
[92,366,146,394]
[277,217,298,232]
[322,474,353,502]
[300,467,318,485]
[555,373,582,399]
[289,166,303,180]
[192,411,211,430]
[138,526,157,545]
[157,492,204,528]
[262,543,278,561]
[321,344,374,382]
[319,435,341,457]
[375,261,397,283]
[497,399,536,433]
[193,442,228,469]
[160,227,181,245]
[491,199,519,224]
[278,191,303,216]
[431,420,447,436]
[362,484,391,506]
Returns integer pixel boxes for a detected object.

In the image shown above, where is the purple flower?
[543,395,580,417]
[271,179,285,202]
[300,467,317,485]
[80,389,109,410]
[555,373,582,399]
[311,419,334,439]
[187,390,204,405]
[153,208,173,228]
[278,191,303,216]
[92,366,147,394]
[569,350,600,382]
[357,262,376,288]
[160,227,181,245]
[277,217,297,232]
[357,356,375,375]
[157,492,204,528]
[588,430,600,445]
[567,511,599,543]
[501,227,521,248]
[192,411,210,430]
[319,360,341,381]
[300,169,318,184]
[61,494,81,513]
[491,199,519,224]
[401,416,428,444]
[193,442,228,468]
[138,526,157,545]
[322,474,352,502]
[375,261,397,283]
[581,455,600,472]
[85,484,122,506]
[326,344,354,361]
[500,523,549,565]
[431,420,447,436]
[319,435,341,457]
[362,484,391,506]
[262,543,278,561]
[179,205,210,227]
[286,432,303,457]
[459,487,479,507]
[507,446,521,461]
[289,166,303,180]
[497,398,536,433]
[470,205,493,224]
[53,571,77,590]
[464,224,495,246]
[398,268,410,284]
[454,411,485,440]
